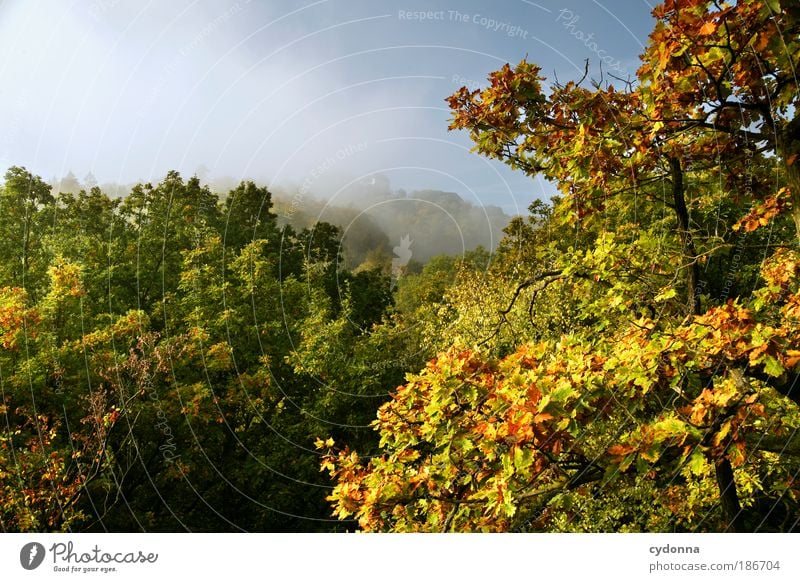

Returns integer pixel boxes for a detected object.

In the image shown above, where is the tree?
[0,167,54,292]
[323,0,800,532]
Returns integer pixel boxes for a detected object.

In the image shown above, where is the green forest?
[2,0,800,533]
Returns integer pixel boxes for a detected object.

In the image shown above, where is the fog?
[0,0,652,219]
[48,169,511,270]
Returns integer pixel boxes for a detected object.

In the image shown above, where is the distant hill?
[272,177,511,268]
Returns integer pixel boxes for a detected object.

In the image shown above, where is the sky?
[0,0,657,215]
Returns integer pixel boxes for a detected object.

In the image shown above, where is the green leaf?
[654,287,677,303]
[651,417,688,443]
[549,384,576,404]
[763,355,784,378]
[687,449,706,476]
[513,446,534,471]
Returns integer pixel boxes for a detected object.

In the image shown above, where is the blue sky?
[0,0,657,214]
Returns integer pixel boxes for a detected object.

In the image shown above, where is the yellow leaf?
[713,421,731,447]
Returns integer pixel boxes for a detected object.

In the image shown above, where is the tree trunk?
[671,156,744,532]
[714,457,744,532]
[779,115,800,246]
[669,157,701,315]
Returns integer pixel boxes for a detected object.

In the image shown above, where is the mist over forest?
[49,171,512,271]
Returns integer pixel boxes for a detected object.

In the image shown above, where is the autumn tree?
[323,0,800,532]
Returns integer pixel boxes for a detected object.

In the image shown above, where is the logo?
[20,542,46,570]
[391,234,413,289]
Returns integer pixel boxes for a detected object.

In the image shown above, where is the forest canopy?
[2,0,800,533]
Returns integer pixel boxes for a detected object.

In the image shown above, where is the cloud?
[0,0,652,213]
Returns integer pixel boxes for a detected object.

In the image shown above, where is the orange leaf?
[698,21,716,36]
[608,444,635,456]
[785,350,800,368]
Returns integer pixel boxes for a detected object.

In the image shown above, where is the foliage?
[3,0,800,534]
[0,166,403,532]
[323,0,800,532]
